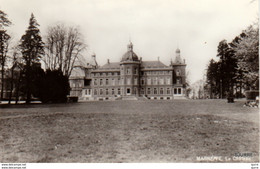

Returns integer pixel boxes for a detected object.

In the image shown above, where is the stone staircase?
[173,96,187,99]
[121,96,138,100]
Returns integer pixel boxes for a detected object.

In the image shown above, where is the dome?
[176,48,180,53]
[121,42,139,62]
[121,51,139,62]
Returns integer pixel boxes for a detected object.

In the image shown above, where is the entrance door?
[126,88,131,95]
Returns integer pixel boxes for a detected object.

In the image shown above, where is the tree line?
[0,10,86,104]
[205,22,259,99]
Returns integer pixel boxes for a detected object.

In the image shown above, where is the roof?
[121,50,139,62]
[141,61,167,68]
[121,42,139,62]
[100,62,120,69]
[70,67,85,78]
[92,62,120,72]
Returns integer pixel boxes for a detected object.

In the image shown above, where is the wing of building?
[69,42,187,101]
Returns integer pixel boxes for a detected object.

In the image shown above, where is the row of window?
[70,81,84,88]
[92,72,120,77]
[141,77,171,85]
[94,78,139,86]
[93,87,177,96]
[94,88,121,96]
[124,67,138,75]
[93,77,181,86]
[144,71,172,75]
[143,88,171,95]
[91,70,180,77]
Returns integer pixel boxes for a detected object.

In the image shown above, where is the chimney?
[158,56,160,61]
[107,59,110,64]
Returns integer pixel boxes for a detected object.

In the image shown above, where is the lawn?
[0,99,259,162]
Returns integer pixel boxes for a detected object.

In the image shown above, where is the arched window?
[160,88,164,95]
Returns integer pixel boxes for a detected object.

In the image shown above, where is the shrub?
[39,69,70,103]
[245,90,259,100]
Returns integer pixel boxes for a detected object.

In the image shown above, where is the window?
[106,79,109,85]
[178,88,181,94]
[147,78,151,85]
[111,72,114,76]
[100,79,103,85]
[153,71,157,75]
[134,87,137,94]
[112,89,115,95]
[176,70,181,76]
[94,79,98,85]
[141,78,145,85]
[141,88,144,94]
[106,89,109,95]
[177,79,180,84]
[174,88,177,94]
[154,88,158,95]
[153,77,158,85]
[127,68,130,74]
[160,78,164,85]
[134,77,138,85]
[160,88,164,95]
[100,89,103,95]
[147,88,151,94]
[84,79,91,86]
[167,77,171,85]
[127,78,131,85]
[111,78,115,85]
[167,88,171,94]
[94,89,98,95]
[134,68,138,74]
[118,88,121,95]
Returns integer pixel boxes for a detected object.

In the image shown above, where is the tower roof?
[121,42,139,62]
[176,48,180,53]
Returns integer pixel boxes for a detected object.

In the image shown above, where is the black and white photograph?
[0,0,259,168]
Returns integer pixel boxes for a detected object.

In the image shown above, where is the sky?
[0,0,258,83]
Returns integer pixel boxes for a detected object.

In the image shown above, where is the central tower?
[120,42,141,96]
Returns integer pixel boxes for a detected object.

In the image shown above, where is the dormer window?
[127,68,131,74]
[176,70,181,76]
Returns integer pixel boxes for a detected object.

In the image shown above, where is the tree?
[43,24,86,78]
[19,13,44,103]
[39,69,70,103]
[234,24,259,90]
[216,40,238,98]
[206,59,220,98]
[0,10,11,101]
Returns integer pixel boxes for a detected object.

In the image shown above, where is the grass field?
[0,99,259,162]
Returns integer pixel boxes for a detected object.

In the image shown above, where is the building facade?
[69,54,98,100]
[69,42,187,100]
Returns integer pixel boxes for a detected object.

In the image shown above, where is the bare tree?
[43,24,86,78]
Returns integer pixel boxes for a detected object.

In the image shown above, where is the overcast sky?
[0,0,258,83]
